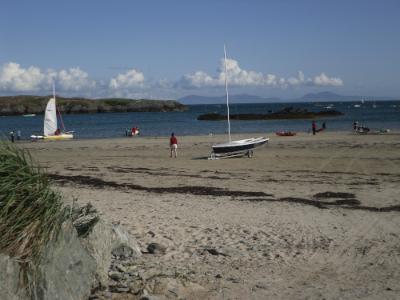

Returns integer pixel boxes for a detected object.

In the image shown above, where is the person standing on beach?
[312,121,316,135]
[10,131,15,143]
[170,133,178,158]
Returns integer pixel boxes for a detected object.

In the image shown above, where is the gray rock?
[73,213,99,237]
[129,280,144,294]
[0,205,142,300]
[147,243,166,255]
[0,254,29,300]
[145,277,207,299]
[109,271,123,281]
[255,282,269,290]
[116,264,127,273]
[111,224,142,259]
[79,219,141,288]
[112,245,134,259]
[36,221,97,300]
[116,287,130,293]
[140,295,162,300]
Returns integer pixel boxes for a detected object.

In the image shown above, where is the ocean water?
[1,101,399,140]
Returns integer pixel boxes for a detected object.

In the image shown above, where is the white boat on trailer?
[209,45,268,159]
[211,137,268,159]
[31,83,74,141]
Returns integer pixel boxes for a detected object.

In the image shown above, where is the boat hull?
[31,133,74,141]
[276,131,296,136]
[212,137,268,154]
[44,134,74,140]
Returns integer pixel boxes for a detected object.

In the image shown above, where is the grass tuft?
[0,141,68,264]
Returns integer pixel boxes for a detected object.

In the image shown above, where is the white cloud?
[181,71,216,88]
[312,72,343,86]
[57,67,96,91]
[0,62,46,91]
[0,62,96,93]
[179,58,343,89]
[287,71,306,86]
[109,69,145,89]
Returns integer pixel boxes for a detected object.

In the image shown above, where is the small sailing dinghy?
[31,83,74,141]
[209,45,268,159]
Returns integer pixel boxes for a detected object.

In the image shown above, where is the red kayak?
[276,131,296,136]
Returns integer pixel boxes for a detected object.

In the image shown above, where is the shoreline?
[14,129,400,145]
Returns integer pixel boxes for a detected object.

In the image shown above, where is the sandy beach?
[21,131,400,299]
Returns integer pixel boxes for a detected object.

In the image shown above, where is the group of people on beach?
[353,121,370,133]
[125,126,140,137]
[9,130,21,143]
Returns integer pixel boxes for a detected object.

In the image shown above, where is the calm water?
[1,101,399,140]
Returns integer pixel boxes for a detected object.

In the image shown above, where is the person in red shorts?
[170,132,178,158]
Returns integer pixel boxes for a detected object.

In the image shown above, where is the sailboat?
[209,45,269,159]
[30,83,74,141]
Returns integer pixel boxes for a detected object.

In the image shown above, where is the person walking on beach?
[9,131,15,143]
[170,133,178,158]
[312,121,316,135]
[353,120,358,131]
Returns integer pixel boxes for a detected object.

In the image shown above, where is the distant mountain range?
[178,91,398,104]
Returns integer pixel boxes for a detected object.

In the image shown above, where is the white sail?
[43,98,57,136]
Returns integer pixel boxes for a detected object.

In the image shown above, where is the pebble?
[140,295,162,300]
[129,280,143,294]
[112,245,134,259]
[255,282,268,290]
[147,242,167,255]
[109,271,123,281]
[116,264,127,273]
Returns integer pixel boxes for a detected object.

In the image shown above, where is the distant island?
[179,91,397,104]
[197,107,344,121]
[0,95,186,116]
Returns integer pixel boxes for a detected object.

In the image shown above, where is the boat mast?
[224,44,231,143]
[53,81,66,131]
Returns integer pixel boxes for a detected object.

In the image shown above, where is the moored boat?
[209,45,268,159]
[31,83,74,141]
[276,131,296,136]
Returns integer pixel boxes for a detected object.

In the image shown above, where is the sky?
[0,0,399,100]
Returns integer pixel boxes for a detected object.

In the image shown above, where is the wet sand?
[22,131,400,299]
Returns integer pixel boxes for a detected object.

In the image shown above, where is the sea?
[1,101,399,140]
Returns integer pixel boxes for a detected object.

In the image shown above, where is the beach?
[22,131,400,299]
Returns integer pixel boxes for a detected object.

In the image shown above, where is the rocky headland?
[197,106,343,121]
[0,95,186,116]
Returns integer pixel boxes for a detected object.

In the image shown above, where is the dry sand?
[21,131,400,299]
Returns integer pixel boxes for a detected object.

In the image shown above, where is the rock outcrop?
[198,107,343,121]
[0,204,142,300]
[0,254,29,300]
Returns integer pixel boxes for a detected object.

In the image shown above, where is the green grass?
[0,142,68,264]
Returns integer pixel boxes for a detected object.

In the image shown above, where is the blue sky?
[1,0,399,99]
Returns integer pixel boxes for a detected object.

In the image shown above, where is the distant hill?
[0,95,186,116]
[179,91,397,104]
[298,92,362,102]
[179,94,280,104]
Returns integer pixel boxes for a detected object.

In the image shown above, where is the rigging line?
[53,81,66,131]
[224,44,231,143]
